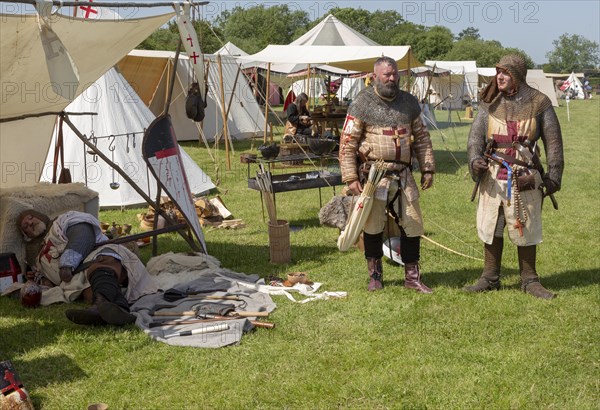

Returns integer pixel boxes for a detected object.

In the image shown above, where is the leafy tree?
[215,5,310,54]
[323,8,406,45]
[456,27,481,41]
[138,20,223,54]
[545,34,600,73]
[413,25,454,62]
[444,39,533,68]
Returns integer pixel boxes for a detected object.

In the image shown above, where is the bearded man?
[339,56,436,292]
[17,210,157,324]
[465,54,564,299]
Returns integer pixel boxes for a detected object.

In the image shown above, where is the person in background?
[339,56,436,293]
[465,54,564,299]
[284,92,313,141]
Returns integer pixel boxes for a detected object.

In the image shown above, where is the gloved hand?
[471,158,488,177]
[421,172,434,190]
[517,173,536,191]
[542,176,559,196]
[59,266,73,283]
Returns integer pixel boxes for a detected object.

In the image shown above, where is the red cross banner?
[174,2,205,96]
[34,0,80,100]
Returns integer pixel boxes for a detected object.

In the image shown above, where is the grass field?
[1,98,598,409]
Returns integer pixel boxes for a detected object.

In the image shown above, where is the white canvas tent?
[336,77,366,103]
[242,14,380,75]
[477,68,560,107]
[425,60,479,110]
[240,45,420,74]
[560,72,585,99]
[40,68,215,208]
[215,42,249,57]
[0,10,174,189]
[118,50,265,142]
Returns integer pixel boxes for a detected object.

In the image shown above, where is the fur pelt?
[319,195,354,230]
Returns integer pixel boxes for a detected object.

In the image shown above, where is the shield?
[142,114,207,253]
[337,160,387,251]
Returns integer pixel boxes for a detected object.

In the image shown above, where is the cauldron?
[258,143,280,159]
[307,138,337,155]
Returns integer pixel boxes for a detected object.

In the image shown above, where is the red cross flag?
[174,3,205,96]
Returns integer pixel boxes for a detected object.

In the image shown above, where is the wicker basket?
[268,219,291,264]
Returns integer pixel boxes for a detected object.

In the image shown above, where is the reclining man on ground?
[18,210,157,326]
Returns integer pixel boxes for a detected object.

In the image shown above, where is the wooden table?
[311,113,346,137]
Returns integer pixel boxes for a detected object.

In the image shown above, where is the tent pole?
[263,63,271,143]
[61,113,200,252]
[217,54,231,171]
[307,64,312,111]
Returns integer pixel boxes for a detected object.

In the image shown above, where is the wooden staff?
[217,54,231,170]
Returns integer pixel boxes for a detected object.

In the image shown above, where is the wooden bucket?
[268,219,291,264]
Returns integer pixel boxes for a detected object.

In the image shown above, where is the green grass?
[1,100,599,409]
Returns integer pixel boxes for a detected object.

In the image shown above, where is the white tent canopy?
[240,45,419,74]
[425,60,479,110]
[292,15,379,47]
[241,14,381,75]
[0,11,174,189]
[40,68,215,208]
[118,50,265,142]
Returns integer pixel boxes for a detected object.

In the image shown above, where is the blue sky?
[197,0,600,65]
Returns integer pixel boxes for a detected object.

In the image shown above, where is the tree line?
[139,5,599,74]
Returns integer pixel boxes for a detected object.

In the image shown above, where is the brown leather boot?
[404,262,432,293]
[367,257,383,291]
[464,237,503,292]
[65,294,106,326]
[518,245,556,299]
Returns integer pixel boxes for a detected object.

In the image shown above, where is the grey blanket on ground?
[131,252,276,348]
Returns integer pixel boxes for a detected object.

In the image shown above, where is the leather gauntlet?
[516,173,536,191]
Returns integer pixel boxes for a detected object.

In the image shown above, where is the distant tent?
[478,68,560,107]
[425,60,479,110]
[215,42,248,57]
[40,68,215,208]
[292,14,379,46]
[559,72,585,99]
[244,14,380,75]
[336,76,366,103]
[118,50,265,142]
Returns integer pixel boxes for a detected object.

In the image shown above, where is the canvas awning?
[239,45,421,73]
[0,11,174,189]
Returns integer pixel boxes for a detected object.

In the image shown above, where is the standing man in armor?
[339,56,436,292]
[465,54,564,299]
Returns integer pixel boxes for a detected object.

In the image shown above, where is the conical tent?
[215,42,249,57]
[560,72,585,99]
[40,68,215,208]
[242,14,381,74]
[118,50,265,142]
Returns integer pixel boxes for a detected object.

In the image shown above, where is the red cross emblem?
[38,239,56,263]
[1,369,27,401]
[79,0,98,19]
[492,120,528,179]
[189,52,200,64]
[186,35,194,47]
